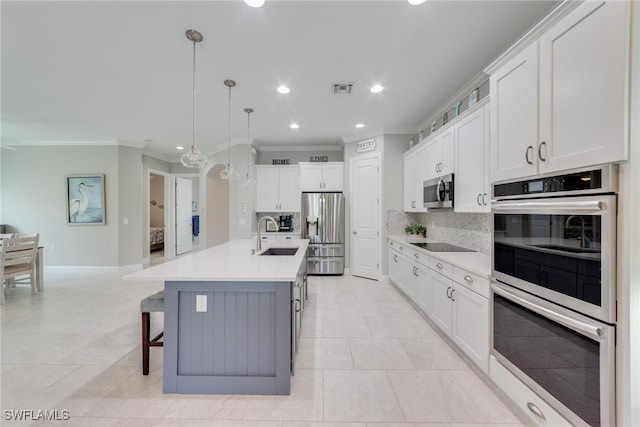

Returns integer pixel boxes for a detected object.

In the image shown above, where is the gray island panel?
[164,280,292,395]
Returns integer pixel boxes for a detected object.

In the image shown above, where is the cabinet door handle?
[483,193,488,205]
[400,246,404,252]
[446,286,451,298]
[527,402,546,421]
[450,288,456,301]
[477,193,482,206]
[414,267,419,277]
[393,255,398,263]
[353,231,358,235]
[414,253,419,259]
[464,275,473,283]
[538,141,547,161]
[525,146,533,165]
[436,262,443,269]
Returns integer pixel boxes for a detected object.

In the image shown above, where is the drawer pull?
[436,262,443,269]
[464,275,473,283]
[393,255,398,263]
[400,246,404,251]
[527,402,546,420]
[450,288,456,302]
[446,286,451,298]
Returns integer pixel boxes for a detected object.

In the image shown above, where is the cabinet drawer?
[430,257,453,278]
[453,267,490,299]
[489,356,572,427]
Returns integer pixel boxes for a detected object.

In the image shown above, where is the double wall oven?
[491,165,617,427]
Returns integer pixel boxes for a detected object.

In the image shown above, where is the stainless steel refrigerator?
[301,192,345,275]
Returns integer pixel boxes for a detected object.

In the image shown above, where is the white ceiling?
[1,0,559,162]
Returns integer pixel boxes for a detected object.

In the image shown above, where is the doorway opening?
[206,164,230,247]
[149,173,166,265]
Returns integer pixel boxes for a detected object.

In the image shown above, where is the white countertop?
[125,239,309,282]
[387,234,492,278]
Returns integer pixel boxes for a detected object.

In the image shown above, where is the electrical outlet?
[123,218,129,225]
[196,295,207,312]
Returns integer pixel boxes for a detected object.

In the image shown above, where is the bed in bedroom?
[150,227,164,252]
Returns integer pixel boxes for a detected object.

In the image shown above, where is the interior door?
[175,177,193,256]
[350,155,380,280]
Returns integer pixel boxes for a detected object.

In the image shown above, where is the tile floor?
[0,269,531,426]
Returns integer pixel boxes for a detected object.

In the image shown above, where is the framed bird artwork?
[66,174,106,225]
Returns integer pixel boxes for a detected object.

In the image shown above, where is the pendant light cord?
[192,39,196,153]
[228,85,232,166]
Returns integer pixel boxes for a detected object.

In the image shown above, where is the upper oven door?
[492,194,617,323]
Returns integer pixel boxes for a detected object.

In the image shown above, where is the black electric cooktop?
[410,242,474,252]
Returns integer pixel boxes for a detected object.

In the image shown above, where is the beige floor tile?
[365,317,421,338]
[297,338,353,369]
[1,364,80,409]
[387,370,487,423]
[199,422,283,427]
[366,423,450,427]
[399,338,469,370]
[284,423,365,427]
[323,317,371,338]
[162,396,248,419]
[303,301,345,318]
[349,339,414,370]
[323,370,404,422]
[299,316,323,338]
[449,370,521,424]
[341,302,382,317]
[243,369,323,421]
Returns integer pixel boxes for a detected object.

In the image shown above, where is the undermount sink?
[259,247,299,256]
[532,244,601,254]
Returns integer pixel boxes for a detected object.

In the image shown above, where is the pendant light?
[220,79,239,180]
[180,29,208,169]
[241,107,257,187]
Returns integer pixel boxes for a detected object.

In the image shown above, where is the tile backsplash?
[386,210,491,255]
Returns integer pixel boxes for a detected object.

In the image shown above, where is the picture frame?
[66,174,106,225]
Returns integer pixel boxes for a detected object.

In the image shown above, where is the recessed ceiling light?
[290,123,299,129]
[176,146,184,150]
[408,0,427,4]
[277,85,290,94]
[243,0,265,7]
[370,84,384,93]
[355,123,365,128]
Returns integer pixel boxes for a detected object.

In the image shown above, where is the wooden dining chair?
[0,234,40,304]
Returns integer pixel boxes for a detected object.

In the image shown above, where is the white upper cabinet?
[425,127,454,181]
[403,144,428,212]
[537,1,629,174]
[455,102,490,213]
[255,165,300,212]
[491,1,629,183]
[299,162,343,191]
[490,43,539,183]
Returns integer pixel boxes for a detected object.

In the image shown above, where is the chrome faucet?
[257,216,279,252]
[565,215,589,248]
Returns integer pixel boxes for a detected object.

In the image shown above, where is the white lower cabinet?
[388,239,489,373]
[429,269,489,372]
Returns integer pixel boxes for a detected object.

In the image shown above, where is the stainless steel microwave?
[423,174,454,209]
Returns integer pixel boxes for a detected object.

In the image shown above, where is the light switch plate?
[196,295,207,312]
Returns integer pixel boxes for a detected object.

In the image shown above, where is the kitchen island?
[125,238,309,395]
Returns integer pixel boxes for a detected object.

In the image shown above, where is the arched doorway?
[206,164,230,247]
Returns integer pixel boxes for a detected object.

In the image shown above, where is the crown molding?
[342,128,417,144]
[255,144,343,152]
[418,71,489,133]
[483,0,582,75]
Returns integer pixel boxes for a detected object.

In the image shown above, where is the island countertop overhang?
[124,239,309,282]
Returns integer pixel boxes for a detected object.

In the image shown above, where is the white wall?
[1,145,121,266]
[117,145,143,266]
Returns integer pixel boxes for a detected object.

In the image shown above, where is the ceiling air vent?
[332,82,354,95]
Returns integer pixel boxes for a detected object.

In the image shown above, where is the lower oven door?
[491,282,615,427]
